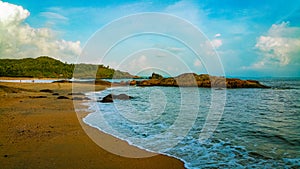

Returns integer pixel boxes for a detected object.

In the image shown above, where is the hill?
[0,56,134,79]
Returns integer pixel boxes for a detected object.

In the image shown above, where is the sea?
[83,78,300,169]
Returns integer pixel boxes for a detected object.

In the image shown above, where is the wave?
[81,85,300,168]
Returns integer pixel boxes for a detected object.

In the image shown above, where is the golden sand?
[0,82,184,169]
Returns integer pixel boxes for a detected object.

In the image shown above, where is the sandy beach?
[0,82,184,169]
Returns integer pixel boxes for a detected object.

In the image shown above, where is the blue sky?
[0,0,300,77]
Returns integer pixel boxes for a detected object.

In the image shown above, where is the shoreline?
[0,82,185,169]
[0,77,67,80]
[79,87,189,167]
[75,94,160,159]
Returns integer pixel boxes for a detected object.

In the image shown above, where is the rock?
[175,73,198,87]
[68,92,85,96]
[150,72,163,79]
[40,89,53,93]
[160,78,177,86]
[100,94,114,103]
[136,72,270,88]
[52,80,71,83]
[115,94,134,100]
[72,97,91,101]
[129,80,137,86]
[100,94,133,103]
[57,96,69,99]
[225,78,269,88]
[133,75,141,79]
[29,96,47,98]
[140,79,161,86]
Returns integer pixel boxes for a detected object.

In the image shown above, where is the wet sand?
[0,82,184,169]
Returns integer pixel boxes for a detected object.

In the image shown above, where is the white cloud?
[0,1,29,25]
[211,39,223,48]
[254,22,300,67]
[40,12,69,21]
[0,1,81,62]
[214,33,221,37]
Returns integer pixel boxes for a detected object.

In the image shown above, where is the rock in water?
[100,94,133,103]
[115,94,133,100]
[134,72,270,88]
[150,72,163,79]
[100,94,114,103]
[129,80,137,86]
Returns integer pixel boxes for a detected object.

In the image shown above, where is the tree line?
[0,56,133,79]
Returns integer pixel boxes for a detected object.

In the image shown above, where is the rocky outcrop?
[150,72,163,79]
[100,94,134,103]
[225,79,267,88]
[129,80,137,86]
[131,73,269,88]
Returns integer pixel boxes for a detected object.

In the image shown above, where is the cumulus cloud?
[0,1,81,62]
[0,1,29,25]
[254,22,300,67]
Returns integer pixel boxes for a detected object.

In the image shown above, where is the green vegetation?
[0,56,134,79]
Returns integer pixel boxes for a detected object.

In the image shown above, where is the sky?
[0,0,300,77]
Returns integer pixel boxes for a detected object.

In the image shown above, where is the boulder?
[100,94,114,103]
[100,94,133,103]
[57,96,69,99]
[40,89,53,93]
[115,94,134,100]
[129,80,137,86]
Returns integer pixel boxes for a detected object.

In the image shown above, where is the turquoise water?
[84,79,300,168]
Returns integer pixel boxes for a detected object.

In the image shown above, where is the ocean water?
[83,78,300,168]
